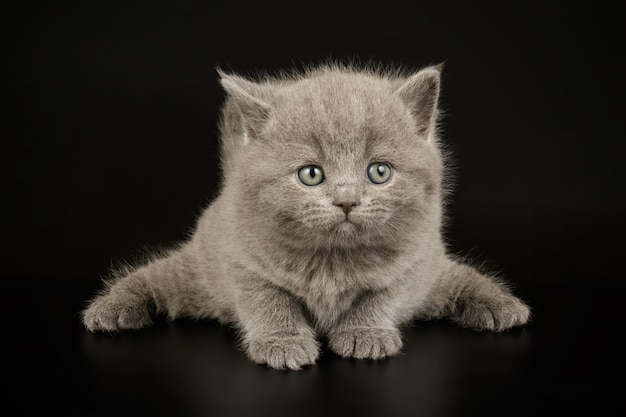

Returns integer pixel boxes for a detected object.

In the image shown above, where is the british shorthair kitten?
[82,63,530,370]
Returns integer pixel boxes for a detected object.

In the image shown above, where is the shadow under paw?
[328,327,402,360]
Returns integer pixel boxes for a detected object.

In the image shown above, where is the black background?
[2,1,624,416]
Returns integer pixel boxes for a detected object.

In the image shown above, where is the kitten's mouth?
[340,214,355,224]
[337,217,358,228]
[328,214,362,235]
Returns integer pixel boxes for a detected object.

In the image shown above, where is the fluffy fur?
[82,63,530,370]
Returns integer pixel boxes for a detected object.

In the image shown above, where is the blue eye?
[297,165,324,186]
[367,163,393,184]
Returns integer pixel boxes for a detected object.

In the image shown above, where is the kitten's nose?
[334,199,359,215]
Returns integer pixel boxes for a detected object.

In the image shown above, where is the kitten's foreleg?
[236,278,319,371]
[82,249,197,332]
[327,288,403,360]
[420,260,531,331]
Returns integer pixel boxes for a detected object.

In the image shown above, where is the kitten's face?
[228,69,443,250]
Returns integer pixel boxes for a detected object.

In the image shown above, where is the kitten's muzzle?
[333,184,361,216]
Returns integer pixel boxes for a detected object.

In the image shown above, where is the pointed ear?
[394,65,442,142]
[218,70,271,139]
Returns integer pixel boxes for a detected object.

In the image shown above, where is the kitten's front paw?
[328,327,403,360]
[82,294,153,332]
[455,293,531,332]
[247,335,320,371]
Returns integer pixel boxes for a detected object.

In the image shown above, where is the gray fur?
[82,63,530,370]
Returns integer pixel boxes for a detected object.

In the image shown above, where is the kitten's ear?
[394,65,442,143]
[218,70,271,139]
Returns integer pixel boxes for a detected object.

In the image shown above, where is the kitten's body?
[83,64,530,370]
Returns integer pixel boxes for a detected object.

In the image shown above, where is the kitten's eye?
[297,165,325,186]
[367,162,393,184]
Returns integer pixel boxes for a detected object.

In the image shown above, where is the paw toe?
[247,336,319,371]
[457,295,531,331]
[82,296,152,332]
[329,328,402,360]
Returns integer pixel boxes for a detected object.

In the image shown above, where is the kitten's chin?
[336,219,357,231]
[329,220,362,246]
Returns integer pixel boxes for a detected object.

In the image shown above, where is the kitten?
[82,63,530,370]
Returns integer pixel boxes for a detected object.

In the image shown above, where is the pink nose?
[335,200,358,215]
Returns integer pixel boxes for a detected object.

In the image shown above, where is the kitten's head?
[219,64,445,251]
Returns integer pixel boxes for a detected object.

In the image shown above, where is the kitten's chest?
[298,273,361,331]
[252,244,406,329]
[285,253,380,297]
[279,252,397,330]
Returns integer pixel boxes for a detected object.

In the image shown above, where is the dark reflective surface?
[5,279,622,417]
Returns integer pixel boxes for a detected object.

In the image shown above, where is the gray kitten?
[82,63,530,370]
